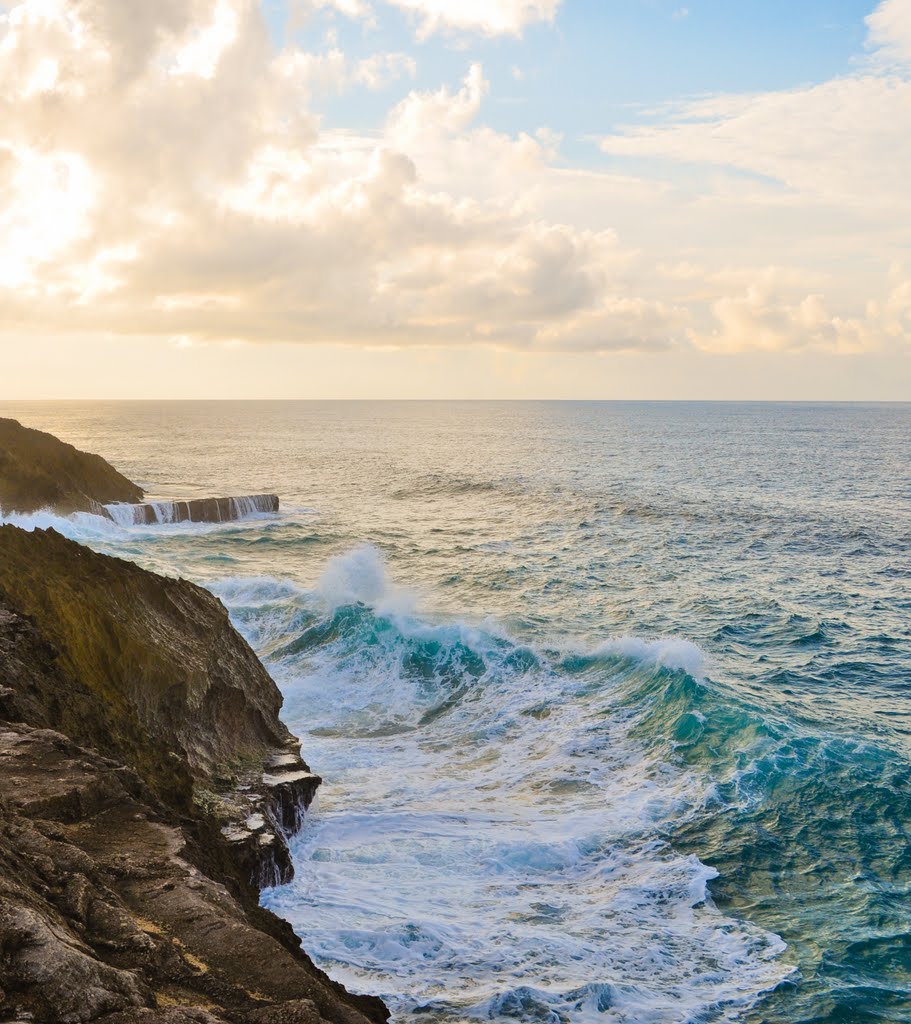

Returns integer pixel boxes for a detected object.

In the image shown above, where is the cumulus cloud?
[867,0,911,61]
[0,0,908,362]
[0,0,662,354]
[687,269,911,354]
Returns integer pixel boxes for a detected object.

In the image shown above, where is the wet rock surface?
[105,496,280,526]
[0,418,143,516]
[0,529,388,1024]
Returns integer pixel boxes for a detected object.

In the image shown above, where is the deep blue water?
[2,401,909,1023]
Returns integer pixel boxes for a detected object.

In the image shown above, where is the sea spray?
[318,544,416,614]
[212,548,795,1022]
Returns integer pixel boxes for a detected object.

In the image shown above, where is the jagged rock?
[0,529,389,1024]
[0,418,142,516]
[219,746,322,889]
[0,721,386,1024]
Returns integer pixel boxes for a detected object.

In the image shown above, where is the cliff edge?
[0,418,143,516]
[0,526,388,1024]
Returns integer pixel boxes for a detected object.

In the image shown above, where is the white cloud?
[867,0,911,61]
[274,45,414,93]
[599,1,911,213]
[170,0,239,78]
[384,0,562,38]
[301,0,562,37]
[0,0,907,363]
[387,62,488,143]
[688,270,911,354]
[534,298,685,352]
[354,51,416,89]
[0,145,96,288]
[300,0,374,22]
[0,3,665,354]
[601,74,911,207]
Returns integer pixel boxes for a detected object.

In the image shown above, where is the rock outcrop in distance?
[105,495,279,526]
[0,525,388,1024]
[0,418,279,524]
[0,417,143,516]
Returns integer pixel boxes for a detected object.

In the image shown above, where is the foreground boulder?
[0,527,388,1024]
[0,418,143,516]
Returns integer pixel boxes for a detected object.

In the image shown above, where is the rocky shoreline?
[0,425,389,1024]
[0,418,142,517]
[0,418,279,525]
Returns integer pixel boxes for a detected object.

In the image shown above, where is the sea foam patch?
[225,548,792,1024]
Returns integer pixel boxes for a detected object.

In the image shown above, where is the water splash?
[216,556,794,1023]
[104,494,278,525]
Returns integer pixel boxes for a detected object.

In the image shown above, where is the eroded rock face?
[0,418,143,516]
[0,721,385,1024]
[0,529,389,1024]
[0,525,291,797]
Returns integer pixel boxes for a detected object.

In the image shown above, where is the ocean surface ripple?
[2,400,909,1024]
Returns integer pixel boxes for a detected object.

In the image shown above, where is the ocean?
[1,400,909,1023]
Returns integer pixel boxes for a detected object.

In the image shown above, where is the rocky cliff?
[0,418,280,525]
[0,526,387,1024]
[0,418,143,516]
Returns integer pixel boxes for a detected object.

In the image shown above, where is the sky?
[1,0,910,399]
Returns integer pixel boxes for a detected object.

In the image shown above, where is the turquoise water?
[2,401,909,1023]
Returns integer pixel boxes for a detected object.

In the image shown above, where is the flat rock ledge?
[219,745,322,890]
[104,496,279,526]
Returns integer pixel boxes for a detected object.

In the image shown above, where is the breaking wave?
[215,547,796,1023]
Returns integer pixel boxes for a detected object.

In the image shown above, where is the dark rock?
[0,528,390,1024]
[105,496,279,526]
[0,418,143,516]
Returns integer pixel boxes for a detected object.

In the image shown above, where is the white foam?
[317,544,416,616]
[0,506,123,541]
[593,636,707,678]
[233,554,791,1023]
[211,575,309,607]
